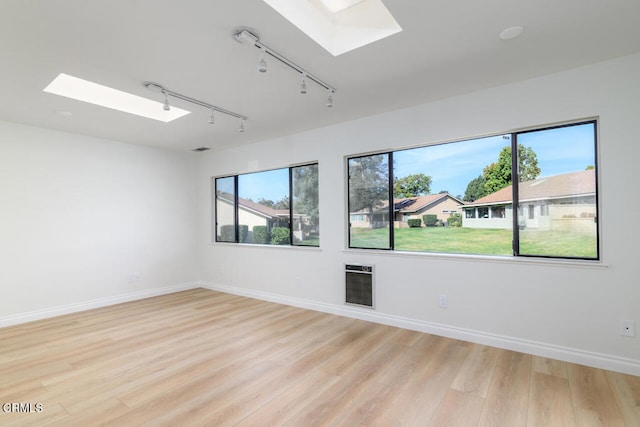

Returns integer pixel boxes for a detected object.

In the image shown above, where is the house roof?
[217,191,297,219]
[464,169,596,207]
[352,193,462,214]
[394,193,463,213]
[237,197,284,219]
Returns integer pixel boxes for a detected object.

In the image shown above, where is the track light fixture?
[258,47,267,73]
[162,90,170,111]
[144,82,248,131]
[234,28,336,107]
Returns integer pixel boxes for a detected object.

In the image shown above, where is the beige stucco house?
[462,169,596,232]
[349,193,464,228]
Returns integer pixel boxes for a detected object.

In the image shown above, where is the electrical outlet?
[439,294,448,308]
[620,320,635,337]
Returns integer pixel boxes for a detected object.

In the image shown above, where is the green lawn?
[350,227,597,258]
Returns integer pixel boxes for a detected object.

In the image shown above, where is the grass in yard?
[519,229,597,258]
[350,227,597,258]
[296,238,320,247]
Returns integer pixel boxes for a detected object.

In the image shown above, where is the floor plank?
[0,288,637,426]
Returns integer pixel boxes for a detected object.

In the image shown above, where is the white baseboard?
[200,281,640,377]
[0,281,201,328]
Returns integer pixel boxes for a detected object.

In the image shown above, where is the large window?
[347,121,599,260]
[214,163,319,246]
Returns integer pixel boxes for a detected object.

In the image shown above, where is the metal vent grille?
[345,264,374,308]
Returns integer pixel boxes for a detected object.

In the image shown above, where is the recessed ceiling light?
[499,26,524,40]
[262,0,402,56]
[43,73,190,122]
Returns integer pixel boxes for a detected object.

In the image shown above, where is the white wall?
[198,53,640,374]
[0,121,199,322]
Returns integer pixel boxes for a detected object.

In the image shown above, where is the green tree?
[482,144,541,194]
[483,148,513,194]
[464,175,487,202]
[517,145,541,181]
[349,155,389,228]
[273,196,289,210]
[293,164,319,228]
[257,196,289,210]
[393,173,432,198]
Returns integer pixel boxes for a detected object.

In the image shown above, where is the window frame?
[213,162,320,247]
[512,120,599,260]
[346,120,600,261]
[213,175,239,243]
[347,153,394,250]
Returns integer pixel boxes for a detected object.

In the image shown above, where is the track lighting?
[258,47,267,73]
[144,82,248,128]
[162,90,170,111]
[326,90,334,108]
[234,28,336,107]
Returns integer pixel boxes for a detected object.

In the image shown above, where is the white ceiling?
[2,0,639,152]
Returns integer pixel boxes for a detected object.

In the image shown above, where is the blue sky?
[237,168,289,202]
[394,123,595,198]
[225,122,595,202]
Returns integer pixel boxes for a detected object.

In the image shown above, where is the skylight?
[319,0,365,13]
[262,0,402,56]
[43,74,190,122]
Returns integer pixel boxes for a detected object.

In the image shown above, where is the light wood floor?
[1,288,638,426]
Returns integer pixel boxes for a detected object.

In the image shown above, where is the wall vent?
[345,264,374,308]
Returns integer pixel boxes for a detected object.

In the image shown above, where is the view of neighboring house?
[462,169,596,232]
[216,192,306,241]
[350,193,464,228]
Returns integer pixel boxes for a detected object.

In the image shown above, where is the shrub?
[423,214,438,227]
[253,225,270,244]
[270,227,290,245]
[407,218,422,228]
[220,225,235,241]
[238,225,249,243]
[447,213,462,227]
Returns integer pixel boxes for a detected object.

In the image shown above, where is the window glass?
[238,168,291,245]
[215,164,320,247]
[215,176,236,242]
[515,122,598,259]
[392,135,511,255]
[292,164,320,246]
[346,120,599,261]
[348,154,390,249]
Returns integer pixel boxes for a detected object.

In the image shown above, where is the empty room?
[1,0,639,425]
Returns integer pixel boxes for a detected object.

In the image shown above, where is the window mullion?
[388,152,394,250]
[289,167,294,245]
[234,175,239,243]
[511,133,520,255]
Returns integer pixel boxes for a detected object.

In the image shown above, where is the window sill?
[210,241,322,252]
[342,248,608,269]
